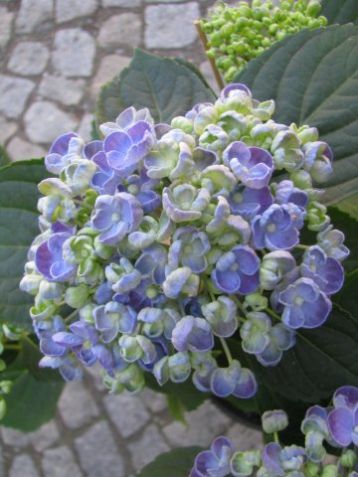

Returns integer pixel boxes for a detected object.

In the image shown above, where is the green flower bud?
[262,409,289,434]
[243,293,268,312]
[0,380,12,394]
[304,461,320,477]
[307,201,330,232]
[171,116,193,134]
[64,284,89,309]
[321,465,338,477]
[340,449,357,469]
[290,170,313,189]
[79,303,95,323]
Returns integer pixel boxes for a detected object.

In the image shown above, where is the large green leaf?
[1,337,64,431]
[0,159,48,330]
[321,0,358,25]
[96,49,216,125]
[237,25,358,206]
[137,447,202,477]
[327,206,358,273]
[248,306,358,403]
[0,146,10,167]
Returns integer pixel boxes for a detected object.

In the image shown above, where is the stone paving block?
[16,0,53,34]
[75,421,126,477]
[52,29,96,77]
[102,0,141,6]
[98,13,141,49]
[103,392,151,438]
[56,0,98,23]
[128,424,170,471]
[7,137,46,161]
[163,401,231,447]
[0,7,14,50]
[42,446,82,477]
[226,422,262,452]
[24,101,77,143]
[0,116,17,144]
[29,421,60,452]
[145,2,199,49]
[0,75,35,119]
[58,382,99,429]
[39,74,85,106]
[8,42,50,76]
[78,113,94,142]
[1,427,30,448]
[9,454,39,477]
[141,389,168,414]
[91,54,131,98]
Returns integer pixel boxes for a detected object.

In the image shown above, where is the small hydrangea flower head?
[240,312,271,355]
[261,443,305,476]
[35,232,76,282]
[279,278,332,329]
[228,185,273,219]
[45,132,82,174]
[191,436,234,477]
[328,386,358,447]
[172,316,214,353]
[317,226,350,261]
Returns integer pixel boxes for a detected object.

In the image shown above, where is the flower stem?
[273,432,280,444]
[64,309,79,323]
[265,307,281,322]
[194,20,225,90]
[295,244,309,250]
[3,343,21,351]
[220,337,233,365]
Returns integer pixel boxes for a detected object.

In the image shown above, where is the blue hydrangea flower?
[171,316,214,353]
[210,360,242,398]
[260,251,297,291]
[121,171,161,214]
[303,141,333,183]
[228,185,273,219]
[93,301,137,343]
[45,132,82,174]
[279,278,332,329]
[201,296,238,338]
[163,184,210,223]
[104,121,155,176]
[328,386,358,447]
[192,352,218,393]
[301,405,330,462]
[261,443,305,476]
[90,150,121,195]
[168,227,211,274]
[317,226,350,261]
[274,180,308,209]
[301,246,344,295]
[223,141,273,189]
[212,245,260,294]
[256,324,296,367]
[100,106,154,136]
[190,436,234,477]
[135,244,167,285]
[35,231,76,282]
[252,204,305,250]
[92,193,143,245]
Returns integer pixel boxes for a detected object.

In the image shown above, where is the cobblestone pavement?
[0,0,262,475]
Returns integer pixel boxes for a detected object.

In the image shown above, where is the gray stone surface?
[7,137,46,160]
[24,101,77,143]
[102,0,141,6]
[0,7,14,50]
[104,393,150,438]
[91,54,131,98]
[75,421,126,477]
[15,0,54,34]
[56,0,98,23]
[77,113,94,142]
[29,421,60,452]
[98,13,142,49]
[145,2,200,49]
[128,424,170,471]
[42,446,83,477]
[0,75,35,119]
[0,116,17,144]
[9,454,39,477]
[1,427,29,448]
[52,29,96,77]
[163,401,231,447]
[39,74,85,106]
[58,381,99,429]
[8,42,50,76]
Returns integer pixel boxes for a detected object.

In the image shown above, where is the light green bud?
[307,201,330,232]
[321,465,338,477]
[340,449,357,469]
[262,409,289,434]
[65,284,89,309]
[243,293,268,312]
[171,116,193,134]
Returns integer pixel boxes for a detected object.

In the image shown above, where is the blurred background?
[0,1,260,476]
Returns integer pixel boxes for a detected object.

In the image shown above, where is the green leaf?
[0,159,48,330]
[250,306,358,403]
[167,393,186,424]
[237,25,358,206]
[335,270,358,318]
[321,0,358,25]
[137,447,202,477]
[96,49,216,125]
[0,145,10,167]
[334,194,358,220]
[146,374,208,412]
[1,371,63,431]
[0,336,64,431]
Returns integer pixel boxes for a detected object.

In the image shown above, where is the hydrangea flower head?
[21,85,347,402]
